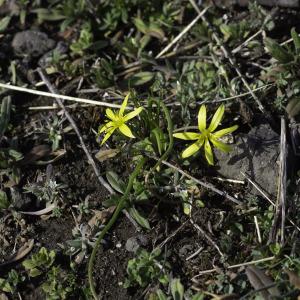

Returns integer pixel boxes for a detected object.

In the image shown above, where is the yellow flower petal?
[119,93,130,117]
[212,125,238,139]
[123,107,143,121]
[173,132,200,140]
[204,139,214,165]
[100,127,116,145]
[119,123,135,138]
[99,121,114,133]
[208,104,225,133]
[210,137,232,153]
[181,137,204,158]
[198,105,207,132]
[106,108,117,121]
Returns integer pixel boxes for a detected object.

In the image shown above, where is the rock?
[12,30,55,58]
[125,234,148,253]
[215,122,280,197]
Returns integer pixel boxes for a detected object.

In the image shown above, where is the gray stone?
[125,234,148,253]
[215,122,280,197]
[12,30,55,58]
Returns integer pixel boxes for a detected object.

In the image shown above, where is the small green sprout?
[22,247,56,277]
[98,93,143,145]
[173,104,238,165]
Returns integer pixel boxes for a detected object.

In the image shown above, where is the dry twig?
[188,0,268,115]
[190,218,224,257]
[155,7,209,59]
[37,68,114,195]
[241,172,300,233]
[192,256,275,279]
[148,154,242,205]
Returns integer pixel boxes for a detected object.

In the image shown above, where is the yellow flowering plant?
[173,104,238,165]
[99,93,143,145]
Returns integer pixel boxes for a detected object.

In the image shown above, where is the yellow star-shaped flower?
[173,104,238,165]
[99,93,143,145]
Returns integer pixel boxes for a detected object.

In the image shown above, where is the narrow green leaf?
[106,171,125,194]
[133,18,148,34]
[0,16,11,32]
[170,278,184,300]
[148,23,165,40]
[191,293,205,300]
[151,128,164,155]
[291,28,300,52]
[265,37,294,64]
[156,289,168,300]
[151,248,161,258]
[32,9,66,21]
[22,260,36,270]
[0,278,12,293]
[0,96,11,138]
[29,268,42,277]
[128,207,150,230]
[130,72,154,86]
[0,190,9,209]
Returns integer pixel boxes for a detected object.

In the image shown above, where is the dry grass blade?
[19,203,56,215]
[155,7,209,59]
[246,265,280,299]
[192,256,275,278]
[95,148,120,162]
[268,117,287,244]
[279,117,287,245]
[0,82,124,109]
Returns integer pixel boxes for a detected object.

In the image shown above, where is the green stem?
[148,99,174,174]
[88,157,146,299]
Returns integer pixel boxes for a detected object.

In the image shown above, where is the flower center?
[202,129,210,139]
[114,115,125,127]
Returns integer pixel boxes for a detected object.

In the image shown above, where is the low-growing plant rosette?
[173,104,238,165]
[98,93,143,145]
